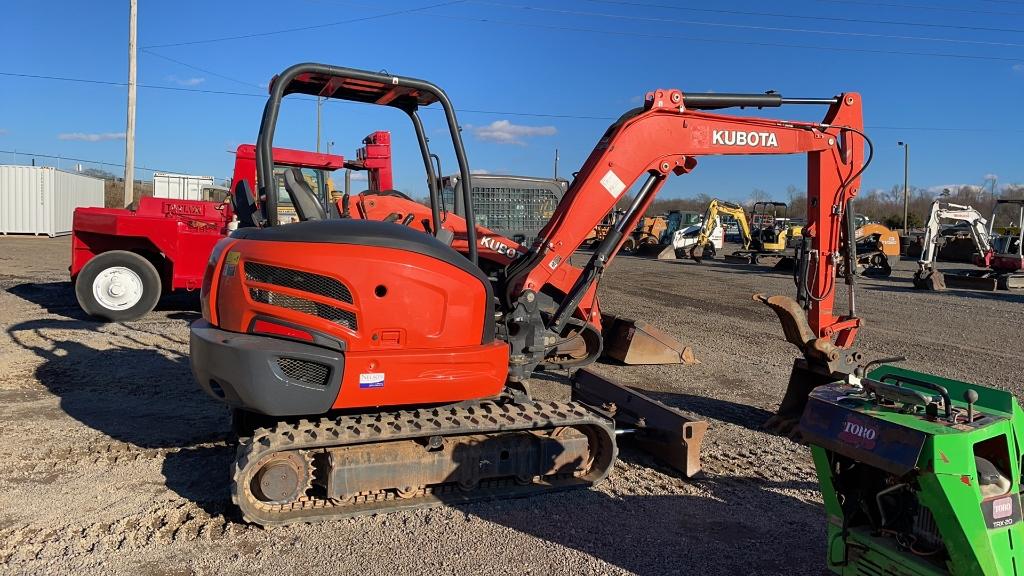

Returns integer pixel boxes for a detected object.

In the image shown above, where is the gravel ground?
[1,236,1021,576]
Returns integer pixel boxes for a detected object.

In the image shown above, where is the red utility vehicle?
[70,142,376,321]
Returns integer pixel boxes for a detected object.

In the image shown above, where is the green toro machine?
[800,362,1023,575]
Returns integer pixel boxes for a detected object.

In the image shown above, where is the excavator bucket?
[912,270,946,290]
[571,369,708,477]
[633,242,676,259]
[601,314,697,365]
[656,244,679,260]
[754,294,845,436]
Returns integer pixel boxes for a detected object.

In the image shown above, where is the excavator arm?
[501,90,866,381]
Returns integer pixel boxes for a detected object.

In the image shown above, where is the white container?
[153,172,215,201]
[0,165,105,237]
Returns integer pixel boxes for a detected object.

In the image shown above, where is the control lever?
[862,378,932,411]
[879,374,952,419]
[854,355,906,378]
[964,389,979,422]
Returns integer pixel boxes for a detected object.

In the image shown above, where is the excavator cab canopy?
[257,63,479,264]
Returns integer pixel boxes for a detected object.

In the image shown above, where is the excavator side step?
[601,314,698,365]
[571,369,708,478]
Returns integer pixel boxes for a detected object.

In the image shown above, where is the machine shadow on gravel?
[7,282,91,321]
[644,391,775,431]
[464,475,823,576]
[7,281,201,322]
[864,284,1024,303]
[6,318,228,450]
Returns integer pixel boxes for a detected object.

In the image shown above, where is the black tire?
[75,250,161,322]
[621,237,637,254]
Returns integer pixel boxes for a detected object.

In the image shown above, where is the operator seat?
[283,168,327,221]
[232,179,262,228]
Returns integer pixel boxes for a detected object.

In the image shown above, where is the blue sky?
[2,0,1023,202]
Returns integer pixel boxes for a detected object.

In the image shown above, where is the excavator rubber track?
[232,400,617,527]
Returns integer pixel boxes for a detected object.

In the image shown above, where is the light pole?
[898,141,909,235]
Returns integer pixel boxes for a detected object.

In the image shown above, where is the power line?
[141,0,464,49]
[142,49,266,90]
[0,71,267,98]
[5,69,1024,132]
[0,148,186,175]
[425,11,1024,63]
[582,0,1024,34]
[814,0,1024,17]
[474,0,1024,47]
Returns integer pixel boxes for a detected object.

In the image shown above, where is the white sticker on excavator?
[359,372,385,389]
[600,169,626,198]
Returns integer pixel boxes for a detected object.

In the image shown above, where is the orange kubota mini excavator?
[190,63,869,525]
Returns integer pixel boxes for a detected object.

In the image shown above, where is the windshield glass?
[273,166,324,206]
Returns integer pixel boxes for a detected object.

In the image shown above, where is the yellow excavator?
[690,200,800,264]
[688,199,751,262]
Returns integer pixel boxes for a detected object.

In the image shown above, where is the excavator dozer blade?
[942,274,998,291]
[601,314,698,365]
[572,369,708,477]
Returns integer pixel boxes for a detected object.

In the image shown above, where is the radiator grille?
[276,358,330,387]
[442,184,561,242]
[245,262,352,303]
[250,288,357,330]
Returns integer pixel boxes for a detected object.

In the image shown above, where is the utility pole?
[898,141,909,235]
[553,148,559,179]
[123,0,138,207]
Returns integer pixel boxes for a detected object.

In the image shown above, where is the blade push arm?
[513,90,865,346]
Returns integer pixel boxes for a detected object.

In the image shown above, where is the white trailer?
[153,172,215,201]
[0,165,104,237]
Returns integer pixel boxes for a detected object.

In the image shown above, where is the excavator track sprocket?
[232,400,617,527]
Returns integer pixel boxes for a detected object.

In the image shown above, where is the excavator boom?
[504,90,865,370]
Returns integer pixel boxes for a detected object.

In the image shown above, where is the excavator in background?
[687,198,751,262]
[726,201,801,265]
[631,210,697,258]
[190,62,872,528]
[913,200,992,290]
[837,223,899,277]
[969,198,1024,289]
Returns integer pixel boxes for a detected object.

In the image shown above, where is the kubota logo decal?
[480,236,523,260]
[838,417,878,449]
[712,130,779,147]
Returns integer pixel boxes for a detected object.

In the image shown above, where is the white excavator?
[913,199,993,290]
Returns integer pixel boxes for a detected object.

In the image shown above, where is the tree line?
[627,183,1024,230]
